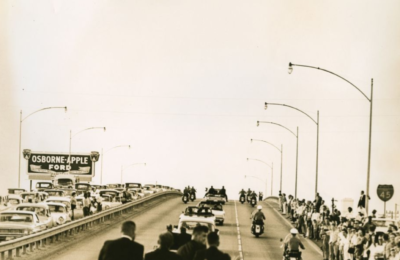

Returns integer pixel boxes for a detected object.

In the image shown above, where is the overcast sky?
[1,0,399,214]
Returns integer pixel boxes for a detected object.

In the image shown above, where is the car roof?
[179,215,215,223]
[46,197,71,202]
[17,203,49,208]
[45,202,67,207]
[0,210,36,215]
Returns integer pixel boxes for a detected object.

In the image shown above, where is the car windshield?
[155,185,162,188]
[100,191,117,197]
[76,184,90,190]
[48,205,65,213]
[57,179,73,186]
[0,213,33,223]
[373,220,394,227]
[126,184,140,188]
[37,183,52,188]
[21,194,36,200]
[101,196,112,202]
[8,189,25,195]
[46,191,63,196]
[8,199,20,205]
[180,221,213,231]
[108,184,118,188]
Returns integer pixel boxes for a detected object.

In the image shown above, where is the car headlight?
[57,216,65,224]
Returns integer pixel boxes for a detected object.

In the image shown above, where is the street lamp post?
[120,163,146,184]
[69,127,106,173]
[247,158,273,196]
[101,145,131,185]
[251,139,283,192]
[265,102,319,197]
[257,121,299,198]
[289,62,373,213]
[18,106,67,188]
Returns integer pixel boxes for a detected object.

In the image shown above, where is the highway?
[32,197,323,260]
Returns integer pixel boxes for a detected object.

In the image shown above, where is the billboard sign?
[24,150,99,179]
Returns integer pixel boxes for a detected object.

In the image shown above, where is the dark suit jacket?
[177,233,191,248]
[98,237,144,260]
[193,246,231,260]
[144,248,183,260]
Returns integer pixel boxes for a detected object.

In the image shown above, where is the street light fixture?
[257,121,299,199]
[264,102,319,197]
[120,163,146,184]
[69,127,106,173]
[18,106,67,188]
[288,62,373,213]
[101,145,131,185]
[251,139,283,192]
[247,158,273,196]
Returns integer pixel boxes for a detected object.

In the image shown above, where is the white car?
[143,186,156,195]
[0,211,47,241]
[197,201,225,225]
[1,197,23,212]
[16,203,54,228]
[45,197,72,218]
[172,215,218,235]
[47,202,71,225]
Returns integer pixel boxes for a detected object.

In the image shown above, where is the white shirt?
[121,235,132,241]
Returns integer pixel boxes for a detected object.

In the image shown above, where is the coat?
[193,246,231,260]
[98,237,144,260]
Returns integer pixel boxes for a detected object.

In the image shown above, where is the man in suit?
[98,221,144,260]
[177,227,191,249]
[177,225,208,260]
[193,232,230,260]
[144,232,182,260]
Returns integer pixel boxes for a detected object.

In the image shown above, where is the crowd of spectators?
[278,190,399,260]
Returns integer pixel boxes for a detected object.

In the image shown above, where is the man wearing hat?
[284,228,305,259]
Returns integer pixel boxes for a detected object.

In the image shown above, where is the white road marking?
[234,200,244,260]
[264,200,323,255]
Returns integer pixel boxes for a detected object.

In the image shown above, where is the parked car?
[20,192,48,203]
[0,211,47,241]
[0,197,23,212]
[372,218,397,234]
[16,203,54,228]
[47,202,72,225]
[44,189,66,198]
[7,188,27,200]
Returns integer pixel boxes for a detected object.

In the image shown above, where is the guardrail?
[0,190,181,260]
[264,196,279,203]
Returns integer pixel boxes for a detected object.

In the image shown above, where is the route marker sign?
[377,185,394,202]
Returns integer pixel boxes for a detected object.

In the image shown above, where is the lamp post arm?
[251,139,282,152]
[22,106,67,122]
[247,158,272,169]
[105,145,131,154]
[290,63,371,102]
[265,102,317,125]
[258,121,297,138]
[72,127,106,138]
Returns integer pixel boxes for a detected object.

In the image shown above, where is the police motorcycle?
[239,194,245,204]
[250,195,257,207]
[189,187,196,201]
[280,228,304,260]
[251,206,264,238]
[182,187,190,204]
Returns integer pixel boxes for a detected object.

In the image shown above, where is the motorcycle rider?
[250,205,266,233]
[283,228,305,259]
[207,186,217,196]
[259,192,263,201]
[239,189,246,200]
[190,186,197,200]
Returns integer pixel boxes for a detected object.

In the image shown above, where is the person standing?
[193,232,230,260]
[98,221,144,260]
[144,232,182,260]
[177,226,208,260]
[357,191,370,210]
[315,193,323,212]
[70,192,77,220]
[83,192,91,217]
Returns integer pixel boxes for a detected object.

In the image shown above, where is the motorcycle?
[246,194,251,203]
[280,239,302,260]
[189,193,195,201]
[250,197,257,207]
[251,221,264,238]
[239,195,245,204]
[182,194,189,204]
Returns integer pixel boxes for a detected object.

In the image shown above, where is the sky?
[1,0,399,215]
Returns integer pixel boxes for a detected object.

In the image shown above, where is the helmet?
[257,205,262,210]
[290,228,298,234]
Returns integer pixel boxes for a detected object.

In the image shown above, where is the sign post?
[377,185,394,218]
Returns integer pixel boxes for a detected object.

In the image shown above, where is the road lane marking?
[264,200,323,256]
[234,200,244,260]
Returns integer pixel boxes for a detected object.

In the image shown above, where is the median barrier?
[0,190,181,260]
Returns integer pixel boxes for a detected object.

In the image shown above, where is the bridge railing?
[0,190,181,260]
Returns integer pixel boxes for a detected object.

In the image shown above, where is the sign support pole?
[384,201,386,218]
